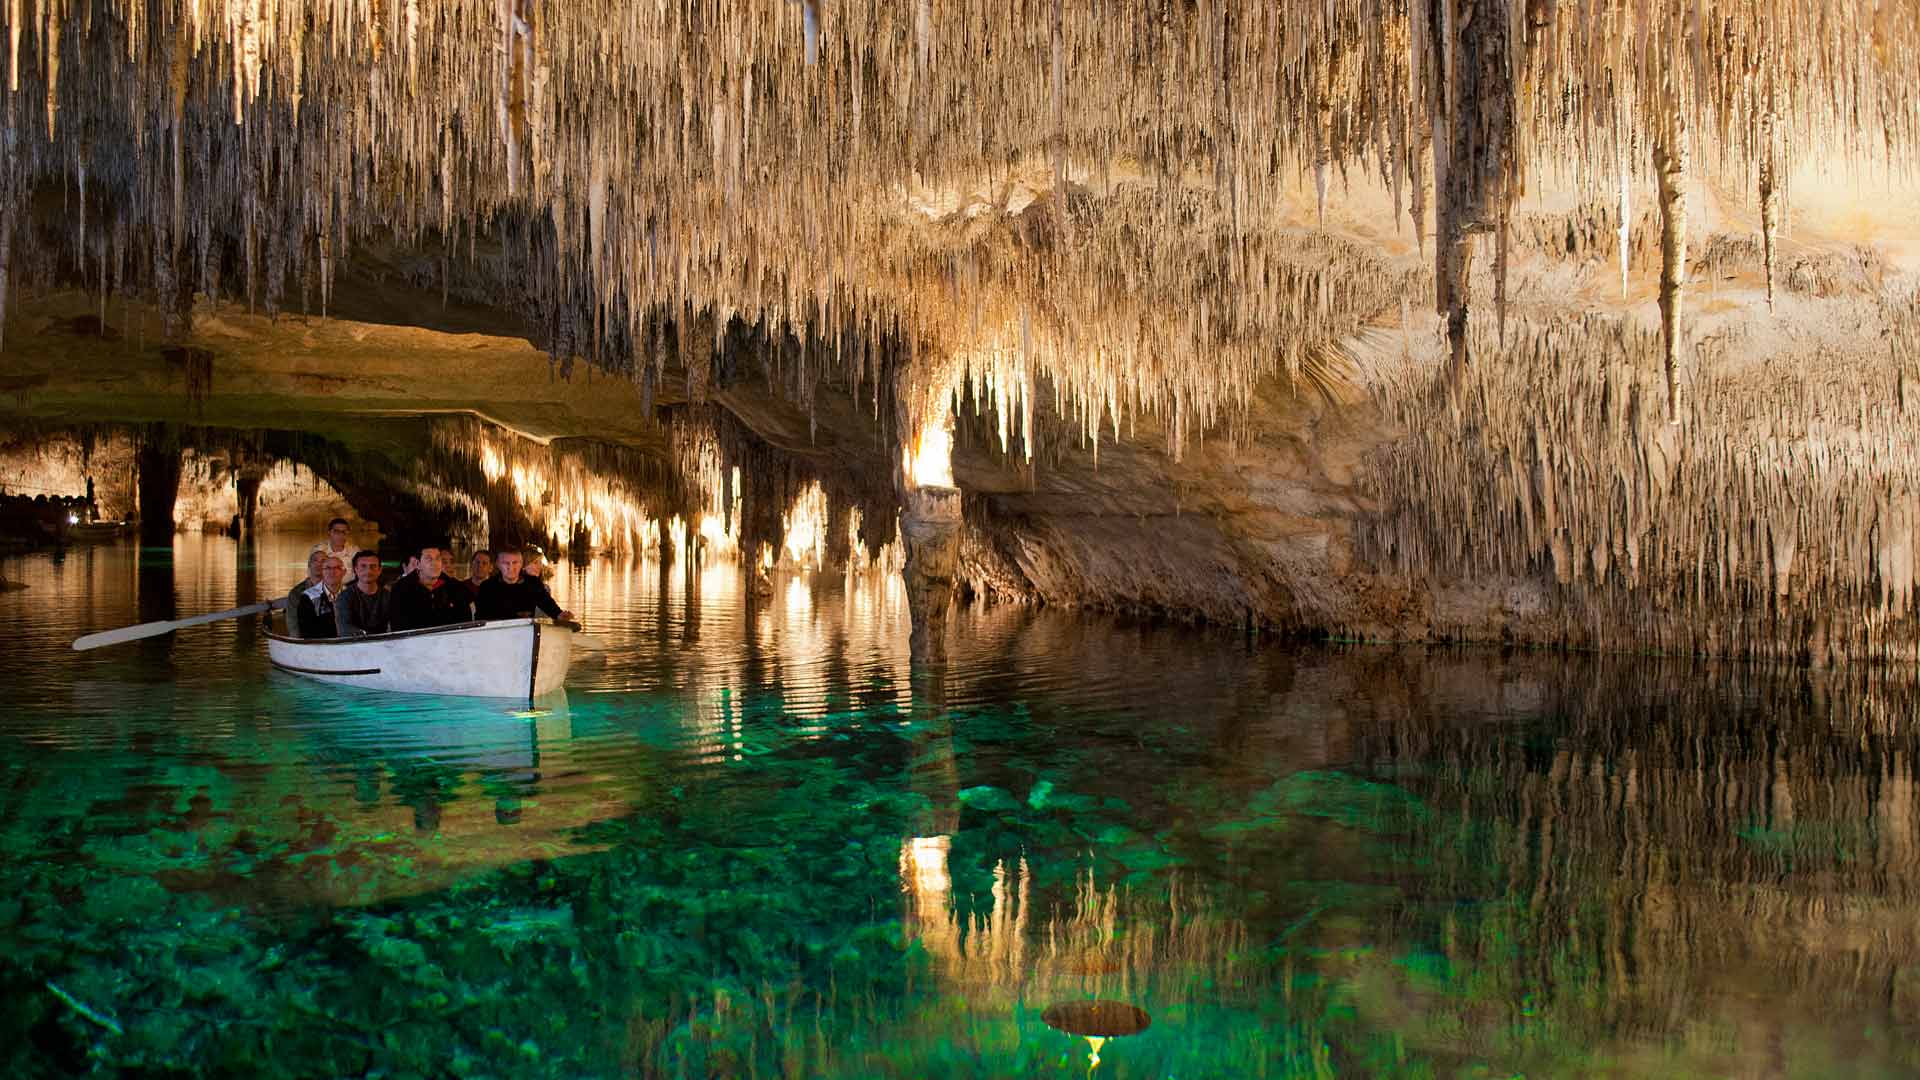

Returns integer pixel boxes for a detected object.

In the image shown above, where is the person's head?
[352,550,381,588]
[306,548,326,582]
[416,545,444,581]
[320,556,345,590]
[326,517,350,547]
[496,548,524,583]
[523,544,548,579]
[470,550,495,582]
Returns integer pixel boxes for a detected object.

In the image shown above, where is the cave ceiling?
[2,1,1919,460]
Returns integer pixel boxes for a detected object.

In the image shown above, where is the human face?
[327,522,350,548]
[496,552,523,583]
[471,552,494,581]
[306,551,326,582]
[417,548,444,581]
[354,555,380,588]
[321,557,345,590]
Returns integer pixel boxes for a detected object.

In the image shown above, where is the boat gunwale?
[264,617,540,647]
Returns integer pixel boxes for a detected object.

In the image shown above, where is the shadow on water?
[135,545,176,665]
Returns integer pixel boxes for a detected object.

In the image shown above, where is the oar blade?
[72,622,179,652]
[71,598,284,652]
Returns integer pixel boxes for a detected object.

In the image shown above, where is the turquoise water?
[4,534,1919,1077]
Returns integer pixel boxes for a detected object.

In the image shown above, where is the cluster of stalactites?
[2,1,1917,453]
[668,405,895,570]
[1362,282,1920,664]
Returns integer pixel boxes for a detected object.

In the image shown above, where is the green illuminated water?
[4,534,1919,1077]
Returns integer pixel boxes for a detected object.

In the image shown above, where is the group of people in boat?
[285,518,574,640]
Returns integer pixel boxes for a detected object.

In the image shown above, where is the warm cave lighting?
[903,414,956,490]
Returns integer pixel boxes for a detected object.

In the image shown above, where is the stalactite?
[0,0,1913,465]
[0,193,11,357]
[1759,108,1780,315]
[1616,141,1631,301]
[5,0,19,95]
[1654,109,1689,426]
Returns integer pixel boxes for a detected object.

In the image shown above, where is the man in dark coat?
[475,548,573,623]
[295,555,346,639]
[283,549,328,639]
[389,546,475,631]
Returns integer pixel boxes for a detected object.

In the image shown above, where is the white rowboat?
[267,618,574,700]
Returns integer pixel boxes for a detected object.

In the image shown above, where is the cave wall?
[948,213,1920,666]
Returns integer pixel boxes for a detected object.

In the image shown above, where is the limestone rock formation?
[2,2,1919,660]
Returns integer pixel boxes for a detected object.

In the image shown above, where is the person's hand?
[557,610,574,623]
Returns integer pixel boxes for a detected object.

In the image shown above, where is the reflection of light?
[67,514,79,524]
[909,836,951,896]
[1086,1036,1105,1073]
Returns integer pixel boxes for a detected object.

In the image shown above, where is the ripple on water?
[4,532,1920,1076]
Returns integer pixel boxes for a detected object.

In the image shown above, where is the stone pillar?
[901,485,962,667]
[135,428,182,547]
[235,467,265,536]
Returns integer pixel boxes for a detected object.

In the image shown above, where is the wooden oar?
[72,598,288,652]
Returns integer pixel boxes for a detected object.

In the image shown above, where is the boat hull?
[266,618,573,699]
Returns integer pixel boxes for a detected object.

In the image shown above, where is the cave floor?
[1,533,1914,1077]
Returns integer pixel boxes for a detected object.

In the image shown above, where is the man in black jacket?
[389,546,474,631]
[475,548,573,623]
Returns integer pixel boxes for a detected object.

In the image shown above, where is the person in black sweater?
[295,556,346,638]
[336,550,393,636]
[475,548,574,623]
[388,546,475,631]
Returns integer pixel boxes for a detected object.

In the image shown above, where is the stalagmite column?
[1422,0,1515,377]
[0,196,10,357]
[1758,109,1780,314]
[136,427,183,547]
[1654,106,1689,425]
[235,465,266,536]
[902,484,961,668]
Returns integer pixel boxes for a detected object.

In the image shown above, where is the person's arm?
[296,595,320,638]
[472,579,498,620]
[337,592,361,637]
[388,582,417,631]
[532,579,573,622]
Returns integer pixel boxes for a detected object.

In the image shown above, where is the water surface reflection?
[2,534,1918,1075]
